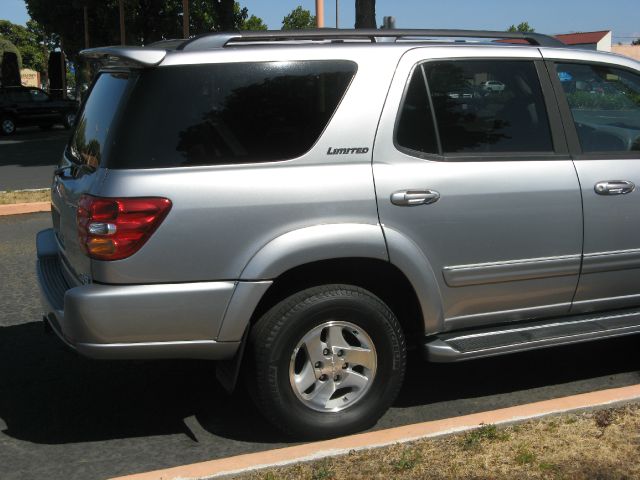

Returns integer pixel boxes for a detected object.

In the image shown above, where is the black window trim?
[546,59,640,160]
[393,56,570,163]
[392,62,441,159]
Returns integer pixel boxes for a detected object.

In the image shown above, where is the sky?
[2,0,639,43]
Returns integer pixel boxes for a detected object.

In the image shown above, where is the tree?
[281,6,315,30]
[231,2,267,31]
[24,0,266,61]
[215,0,235,31]
[632,38,640,45]
[507,22,535,33]
[0,39,22,64]
[26,19,59,52]
[241,15,268,31]
[26,0,103,62]
[355,0,376,29]
[0,20,48,72]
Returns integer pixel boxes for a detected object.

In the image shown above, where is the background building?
[554,31,612,51]
[552,30,640,61]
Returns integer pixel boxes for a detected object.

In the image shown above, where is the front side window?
[556,62,640,153]
[396,59,554,156]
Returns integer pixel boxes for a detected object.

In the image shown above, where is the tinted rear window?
[109,60,356,168]
[69,72,130,168]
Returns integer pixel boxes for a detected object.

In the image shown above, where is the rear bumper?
[36,228,261,360]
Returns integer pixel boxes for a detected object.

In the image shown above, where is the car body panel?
[36,40,640,360]
[372,46,584,327]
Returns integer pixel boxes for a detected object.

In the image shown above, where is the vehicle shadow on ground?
[0,321,284,445]
[1,321,639,446]
[396,334,640,410]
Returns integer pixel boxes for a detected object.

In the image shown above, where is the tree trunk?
[217,0,235,31]
[355,0,376,29]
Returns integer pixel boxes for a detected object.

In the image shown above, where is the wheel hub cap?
[289,320,377,412]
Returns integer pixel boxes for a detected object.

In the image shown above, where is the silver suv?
[36,29,640,439]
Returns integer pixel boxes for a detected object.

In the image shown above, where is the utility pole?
[316,0,324,28]
[83,5,89,48]
[383,16,395,29]
[335,0,339,28]
[182,0,189,38]
[119,0,125,45]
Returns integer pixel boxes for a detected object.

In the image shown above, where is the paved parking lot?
[0,128,68,191]
[1,212,640,480]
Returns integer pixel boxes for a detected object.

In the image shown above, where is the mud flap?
[215,325,249,394]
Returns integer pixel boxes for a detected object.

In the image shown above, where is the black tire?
[1,117,16,136]
[248,284,406,439]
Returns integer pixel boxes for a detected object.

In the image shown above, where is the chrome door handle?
[594,180,635,196]
[390,189,440,206]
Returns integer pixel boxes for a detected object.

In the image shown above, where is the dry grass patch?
[237,404,640,480]
[0,189,50,205]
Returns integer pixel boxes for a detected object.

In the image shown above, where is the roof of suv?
[79,29,640,73]
[79,29,565,67]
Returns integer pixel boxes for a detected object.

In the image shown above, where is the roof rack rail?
[178,29,565,50]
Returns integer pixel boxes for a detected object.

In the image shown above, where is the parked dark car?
[0,86,78,135]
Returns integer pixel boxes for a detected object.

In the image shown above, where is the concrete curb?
[110,383,640,480]
[0,202,50,216]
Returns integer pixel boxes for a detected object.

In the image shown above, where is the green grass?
[0,189,50,205]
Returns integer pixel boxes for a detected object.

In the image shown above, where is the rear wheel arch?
[216,257,424,394]
[247,257,425,345]
[238,223,389,281]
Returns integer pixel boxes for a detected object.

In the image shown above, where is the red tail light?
[77,195,172,261]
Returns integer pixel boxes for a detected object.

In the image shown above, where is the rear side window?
[396,60,553,156]
[69,72,130,168]
[110,60,356,168]
[556,63,640,153]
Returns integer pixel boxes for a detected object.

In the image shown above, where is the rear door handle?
[390,189,440,206]
[594,180,635,196]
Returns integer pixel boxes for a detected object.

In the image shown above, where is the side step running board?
[424,307,640,362]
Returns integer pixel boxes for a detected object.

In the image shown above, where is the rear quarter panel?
[91,46,403,284]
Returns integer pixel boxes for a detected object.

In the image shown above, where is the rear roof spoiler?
[80,46,166,67]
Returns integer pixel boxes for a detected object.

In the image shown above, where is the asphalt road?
[0,127,69,191]
[2,213,640,480]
